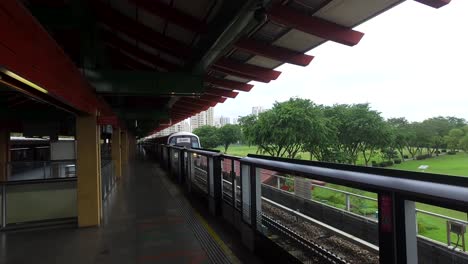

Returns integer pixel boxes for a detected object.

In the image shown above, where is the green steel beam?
[89,70,205,95]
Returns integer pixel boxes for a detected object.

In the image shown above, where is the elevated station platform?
[0,159,260,264]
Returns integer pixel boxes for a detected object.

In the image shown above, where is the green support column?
[76,114,101,227]
[111,127,122,179]
[0,128,9,182]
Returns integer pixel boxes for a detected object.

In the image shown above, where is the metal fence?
[0,178,77,230]
[7,159,76,181]
[154,145,468,264]
[101,160,116,202]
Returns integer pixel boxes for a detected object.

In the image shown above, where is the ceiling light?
[0,68,48,94]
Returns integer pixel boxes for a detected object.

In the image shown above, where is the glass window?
[191,137,200,148]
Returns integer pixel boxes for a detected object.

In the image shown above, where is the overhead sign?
[176,138,191,143]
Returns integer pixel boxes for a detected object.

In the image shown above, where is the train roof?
[168,132,198,138]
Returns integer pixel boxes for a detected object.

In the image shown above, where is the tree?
[323,104,391,165]
[192,125,221,149]
[444,128,464,152]
[459,135,468,152]
[240,98,328,159]
[387,117,410,161]
[218,124,241,153]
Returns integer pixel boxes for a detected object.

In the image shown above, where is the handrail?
[416,209,468,225]
[246,154,468,187]
[221,154,242,160]
[241,156,468,212]
[185,148,222,157]
[0,177,77,185]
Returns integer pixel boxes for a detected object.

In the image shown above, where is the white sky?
[214,0,468,122]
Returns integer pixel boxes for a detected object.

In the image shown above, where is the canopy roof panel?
[0,0,450,137]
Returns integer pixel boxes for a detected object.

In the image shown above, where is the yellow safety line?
[193,211,242,264]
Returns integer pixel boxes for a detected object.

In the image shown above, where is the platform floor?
[0,160,262,264]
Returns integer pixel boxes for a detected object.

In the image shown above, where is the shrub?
[379,161,394,167]
[403,155,409,159]
[435,150,440,155]
[416,154,431,160]
[394,159,402,164]
[441,149,447,153]
[448,151,457,155]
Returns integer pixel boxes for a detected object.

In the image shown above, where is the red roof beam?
[414,0,451,8]
[235,38,314,66]
[213,59,281,83]
[94,1,191,58]
[268,4,364,46]
[198,94,227,103]
[204,76,253,92]
[173,102,211,112]
[102,30,180,71]
[130,0,207,33]
[178,98,217,108]
[205,87,238,98]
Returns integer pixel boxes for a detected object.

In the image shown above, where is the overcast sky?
[214,0,468,122]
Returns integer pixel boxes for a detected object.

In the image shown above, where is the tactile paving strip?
[157,168,235,264]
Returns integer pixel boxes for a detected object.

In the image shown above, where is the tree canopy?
[192,125,221,149]
[218,124,241,153]
[238,97,467,166]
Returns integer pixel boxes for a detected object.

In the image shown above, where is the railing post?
[277,176,280,189]
[378,192,417,264]
[43,161,47,179]
[346,194,351,212]
[211,156,222,216]
[1,184,6,228]
[231,160,235,206]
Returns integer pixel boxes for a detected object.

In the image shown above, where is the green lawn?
[391,153,468,177]
[219,144,468,247]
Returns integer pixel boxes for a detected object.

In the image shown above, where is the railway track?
[262,213,349,264]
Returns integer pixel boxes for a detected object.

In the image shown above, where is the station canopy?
[0,0,449,137]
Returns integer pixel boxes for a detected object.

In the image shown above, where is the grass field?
[218,144,468,247]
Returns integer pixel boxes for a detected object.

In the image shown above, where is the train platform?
[0,160,262,264]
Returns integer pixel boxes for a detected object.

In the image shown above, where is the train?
[152,132,201,149]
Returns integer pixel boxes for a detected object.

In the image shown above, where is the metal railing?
[6,159,76,181]
[101,160,116,202]
[153,145,468,264]
[0,177,77,230]
[267,173,468,251]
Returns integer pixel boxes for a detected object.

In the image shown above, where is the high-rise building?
[220,116,230,126]
[154,120,190,136]
[214,115,231,127]
[190,107,214,131]
[252,106,265,116]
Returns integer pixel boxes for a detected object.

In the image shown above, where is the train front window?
[169,137,177,145]
[191,137,200,148]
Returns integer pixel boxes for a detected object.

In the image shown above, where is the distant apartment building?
[154,120,190,136]
[220,116,230,126]
[252,106,265,116]
[190,107,214,131]
[214,116,231,127]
